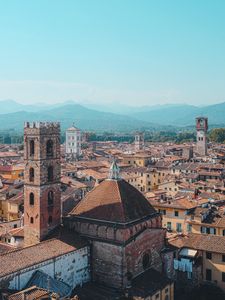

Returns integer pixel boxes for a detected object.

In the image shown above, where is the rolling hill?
[0,104,159,132]
[129,102,225,126]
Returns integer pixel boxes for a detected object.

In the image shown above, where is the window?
[30,140,35,156]
[29,168,34,182]
[167,222,172,230]
[222,273,225,282]
[223,229,225,236]
[206,252,212,260]
[30,217,34,224]
[155,294,160,299]
[187,224,192,232]
[13,224,17,228]
[222,255,225,262]
[142,252,151,270]
[29,193,34,205]
[206,227,210,234]
[46,139,53,157]
[47,166,53,182]
[48,216,52,225]
[210,228,216,235]
[48,191,54,206]
[176,223,182,232]
[206,269,212,281]
[174,211,179,217]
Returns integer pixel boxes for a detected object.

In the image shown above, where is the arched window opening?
[30,140,35,156]
[48,216,53,225]
[46,140,53,157]
[48,191,54,206]
[29,168,34,182]
[30,217,34,224]
[47,166,53,182]
[29,193,34,205]
[142,252,151,270]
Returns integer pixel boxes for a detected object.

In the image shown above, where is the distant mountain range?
[1,100,225,132]
[0,102,158,132]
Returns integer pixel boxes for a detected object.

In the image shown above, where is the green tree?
[209,128,225,143]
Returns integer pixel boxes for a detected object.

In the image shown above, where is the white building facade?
[134,132,144,152]
[66,126,82,157]
[0,240,90,291]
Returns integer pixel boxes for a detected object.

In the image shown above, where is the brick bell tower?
[24,122,61,246]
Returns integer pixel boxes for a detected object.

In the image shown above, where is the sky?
[0,0,225,106]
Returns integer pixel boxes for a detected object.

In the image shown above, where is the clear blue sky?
[0,0,225,106]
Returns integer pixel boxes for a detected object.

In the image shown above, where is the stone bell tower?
[24,122,61,246]
[196,117,208,156]
[134,132,144,152]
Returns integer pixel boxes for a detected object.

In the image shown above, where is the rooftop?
[70,179,156,223]
[0,228,88,278]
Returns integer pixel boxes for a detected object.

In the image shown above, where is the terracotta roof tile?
[169,233,225,254]
[70,179,156,222]
[0,232,87,278]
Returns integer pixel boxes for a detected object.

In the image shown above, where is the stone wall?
[90,228,165,289]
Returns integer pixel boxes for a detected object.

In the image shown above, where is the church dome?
[70,179,156,223]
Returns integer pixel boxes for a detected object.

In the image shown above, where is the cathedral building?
[0,122,174,300]
[66,161,174,298]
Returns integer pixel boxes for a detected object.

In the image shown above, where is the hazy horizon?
[1,98,224,109]
[1,0,225,106]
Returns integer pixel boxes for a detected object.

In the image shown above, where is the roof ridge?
[115,179,125,222]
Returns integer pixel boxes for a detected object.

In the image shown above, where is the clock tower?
[196,117,208,156]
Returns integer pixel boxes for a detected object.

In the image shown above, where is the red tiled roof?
[70,179,156,222]
[0,233,87,278]
[169,233,225,254]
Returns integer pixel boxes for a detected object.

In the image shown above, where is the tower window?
[29,168,34,182]
[48,191,54,206]
[46,140,53,157]
[48,216,53,224]
[30,140,35,156]
[30,217,34,224]
[29,193,34,205]
[47,166,53,182]
[142,252,151,270]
